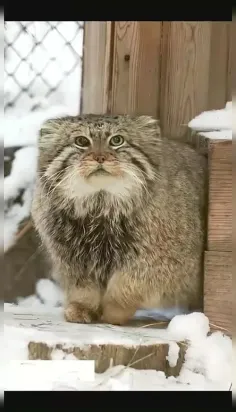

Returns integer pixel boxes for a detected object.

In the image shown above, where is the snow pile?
[3,104,76,148]
[3,305,232,391]
[17,278,64,308]
[4,146,38,202]
[188,101,232,140]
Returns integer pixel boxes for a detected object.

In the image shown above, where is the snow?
[188,101,232,131]
[188,101,232,139]
[4,146,37,200]
[3,304,232,391]
[4,303,174,349]
[166,342,180,368]
[199,130,232,140]
[3,105,76,148]
[167,312,210,342]
[35,278,65,307]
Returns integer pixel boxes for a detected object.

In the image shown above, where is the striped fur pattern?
[32,114,207,325]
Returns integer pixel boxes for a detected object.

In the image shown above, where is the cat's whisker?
[50,167,80,199]
[39,165,72,183]
[44,166,76,199]
[40,167,72,196]
[47,174,70,198]
[122,166,148,195]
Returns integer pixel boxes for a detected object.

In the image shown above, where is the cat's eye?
[75,136,90,148]
[109,135,124,147]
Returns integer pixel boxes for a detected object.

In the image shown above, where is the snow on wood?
[4,305,232,390]
[188,101,232,151]
[188,101,232,133]
[4,303,186,376]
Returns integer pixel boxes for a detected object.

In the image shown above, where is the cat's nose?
[93,154,106,163]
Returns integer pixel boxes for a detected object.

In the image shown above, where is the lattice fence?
[4,21,84,114]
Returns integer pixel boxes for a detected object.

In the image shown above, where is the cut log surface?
[4,304,186,376]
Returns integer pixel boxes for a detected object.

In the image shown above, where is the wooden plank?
[160,22,212,138]
[109,21,162,116]
[207,140,232,251]
[226,22,232,102]
[208,22,229,109]
[204,251,232,336]
[81,22,113,114]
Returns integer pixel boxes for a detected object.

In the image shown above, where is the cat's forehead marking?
[81,121,118,139]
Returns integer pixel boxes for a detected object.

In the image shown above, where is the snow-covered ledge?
[188,101,232,150]
[4,303,232,391]
[5,303,185,376]
[188,101,232,136]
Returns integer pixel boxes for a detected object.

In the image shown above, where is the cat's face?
[38,114,161,201]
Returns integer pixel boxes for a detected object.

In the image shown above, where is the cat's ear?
[137,116,161,135]
[38,118,62,150]
[39,118,60,139]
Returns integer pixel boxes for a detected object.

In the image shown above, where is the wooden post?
[190,135,232,336]
[204,139,232,336]
[207,140,232,252]
[82,21,230,137]
[108,21,162,116]
[81,21,113,114]
[82,21,162,117]
[159,22,212,138]
[208,22,230,109]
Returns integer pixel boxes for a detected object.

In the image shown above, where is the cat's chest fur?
[48,205,140,284]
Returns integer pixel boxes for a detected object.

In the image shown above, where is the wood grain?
[28,341,186,376]
[204,251,232,335]
[207,140,232,251]
[82,21,230,129]
[110,21,162,116]
[208,22,229,109]
[81,21,113,114]
[226,22,232,102]
[160,22,212,138]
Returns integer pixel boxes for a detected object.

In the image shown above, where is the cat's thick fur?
[32,114,207,325]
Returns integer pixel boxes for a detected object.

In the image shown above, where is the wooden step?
[4,305,186,376]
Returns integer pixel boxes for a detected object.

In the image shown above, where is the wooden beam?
[159,22,212,138]
[109,21,162,117]
[207,140,232,252]
[204,251,232,335]
[208,22,229,109]
[82,21,162,117]
[81,21,113,114]
[226,21,232,102]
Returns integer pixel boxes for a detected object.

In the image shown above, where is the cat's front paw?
[102,302,135,326]
[64,302,99,324]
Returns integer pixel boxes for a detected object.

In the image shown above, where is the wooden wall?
[82,21,231,138]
